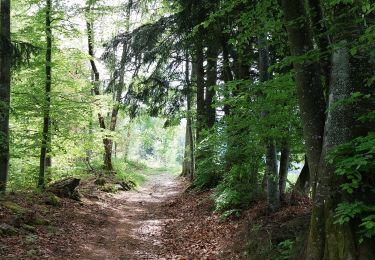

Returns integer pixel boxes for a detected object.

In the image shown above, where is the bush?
[214,163,263,212]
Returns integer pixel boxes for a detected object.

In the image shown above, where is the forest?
[0,0,374,259]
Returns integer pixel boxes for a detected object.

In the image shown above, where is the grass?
[113,159,147,186]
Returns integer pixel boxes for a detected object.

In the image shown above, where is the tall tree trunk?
[266,140,280,211]
[195,39,205,142]
[123,123,132,161]
[259,37,280,210]
[86,14,112,171]
[307,0,331,95]
[106,0,133,170]
[221,36,233,116]
[0,0,11,193]
[279,140,290,201]
[182,52,194,180]
[206,44,217,129]
[280,0,326,196]
[306,4,375,259]
[38,0,52,189]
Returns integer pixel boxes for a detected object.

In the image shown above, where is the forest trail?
[1,169,241,259]
[74,171,185,260]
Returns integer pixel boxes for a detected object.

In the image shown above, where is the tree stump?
[47,178,81,200]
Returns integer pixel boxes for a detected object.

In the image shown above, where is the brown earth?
[0,171,310,260]
[0,171,242,259]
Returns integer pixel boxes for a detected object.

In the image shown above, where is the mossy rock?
[94,177,106,186]
[44,193,61,207]
[101,184,118,193]
[70,190,81,201]
[1,201,30,215]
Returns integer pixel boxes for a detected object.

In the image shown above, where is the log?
[47,178,81,200]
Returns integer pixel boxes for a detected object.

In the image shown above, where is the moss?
[323,201,356,260]
[101,184,118,193]
[94,178,106,186]
[32,214,50,226]
[45,193,61,207]
[1,201,29,215]
[0,223,18,236]
[22,224,36,233]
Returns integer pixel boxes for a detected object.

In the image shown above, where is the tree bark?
[106,0,133,169]
[0,0,11,193]
[86,11,112,171]
[280,0,326,195]
[221,36,233,116]
[266,140,280,211]
[306,3,375,258]
[259,37,280,210]
[293,156,310,195]
[195,39,205,142]
[39,0,52,189]
[307,0,331,94]
[279,141,290,201]
[206,44,217,129]
[182,52,195,180]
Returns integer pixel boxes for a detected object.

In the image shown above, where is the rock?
[116,181,136,191]
[0,223,18,236]
[47,177,80,199]
[94,178,106,186]
[101,184,118,193]
[1,201,29,215]
[44,193,61,207]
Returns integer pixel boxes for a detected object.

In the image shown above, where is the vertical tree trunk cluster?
[0,0,11,193]
[281,0,375,258]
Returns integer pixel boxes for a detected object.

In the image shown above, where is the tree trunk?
[293,156,310,195]
[195,39,205,142]
[206,44,217,129]
[306,3,375,258]
[259,37,280,211]
[182,52,194,180]
[106,0,133,170]
[280,0,326,194]
[0,0,11,193]
[279,141,290,201]
[39,0,52,189]
[86,14,112,171]
[221,36,233,116]
[123,124,132,161]
[266,140,280,211]
[307,0,331,95]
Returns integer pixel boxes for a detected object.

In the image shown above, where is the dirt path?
[1,170,242,259]
[74,172,185,260]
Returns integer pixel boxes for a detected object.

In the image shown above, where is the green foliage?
[112,159,146,186]
[214,163,262,212]
[276,239,295,260]
[194,129,224,189]
[328,133,375,242]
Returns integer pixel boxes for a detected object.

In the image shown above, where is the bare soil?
[0,171,241,259]
[0,171,310,260]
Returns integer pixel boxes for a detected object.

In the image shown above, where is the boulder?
[116,180,136,191]
[47,178,81,200]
